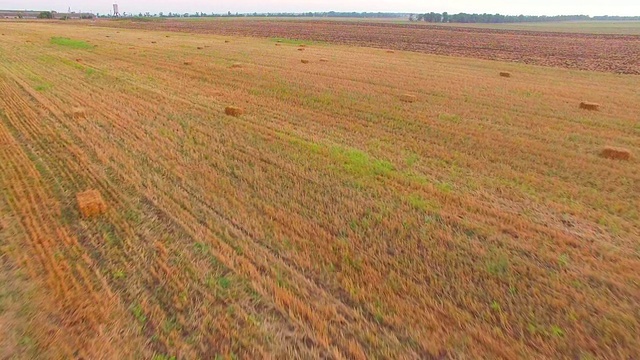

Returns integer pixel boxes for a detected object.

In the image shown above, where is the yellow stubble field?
[0,21,638,359]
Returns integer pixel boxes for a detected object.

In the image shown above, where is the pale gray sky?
[3,0,639,16]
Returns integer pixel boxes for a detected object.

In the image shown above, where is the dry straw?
[225,106,244,117]
[76,190,107,218]
[579,102,600,111]
[230,63,243,69]
[600,147,631,160]
[319,58,329,62]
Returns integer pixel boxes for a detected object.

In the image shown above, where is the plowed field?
[100,19,640,74]
[0,22,639,359]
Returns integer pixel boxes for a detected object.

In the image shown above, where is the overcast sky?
[3,0,639,16]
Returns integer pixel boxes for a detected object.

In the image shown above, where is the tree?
[38,11,54,19]
[442,12,449,23]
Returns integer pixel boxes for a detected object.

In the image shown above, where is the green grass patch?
[218,276,231,289]
[330,146,394,178]
[270,37,326,46]
[34,83,52,92]
[130,302,147,325]
[58,57,86,70]
[50,37,92,49]
[438,113,461,123]
[405,153,420,167]
[407,194,441,212]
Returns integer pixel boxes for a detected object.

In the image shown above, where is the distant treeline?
[96,11,640,23]
[99,11,406,18]
[410,13,640,23]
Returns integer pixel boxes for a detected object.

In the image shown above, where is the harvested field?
[100,19,640,74]
[0,21,639,359]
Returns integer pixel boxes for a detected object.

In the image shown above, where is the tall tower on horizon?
[113,4,120,17]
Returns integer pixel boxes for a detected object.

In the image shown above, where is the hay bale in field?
[225,106,244,117]
[230,63,243,69]
[275,43,281,46]
[298,48,305,51]
[76,58,82,62]
[579,102,600,111]
[72,107,87,119]
[400,94,417,103]
[184,61,193,65]
[499,72,511,78]
[225,40,230,43]
[299,44,306,47]
[151,41,157,44]
[76,190,107,218]
[319,58,329,62]
[301,59,310,64]
[386,50,395,53]
[600,147,632,161]
[197,46,203,50]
